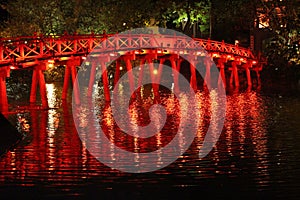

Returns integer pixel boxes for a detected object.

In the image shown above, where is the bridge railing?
[0,33,256,67]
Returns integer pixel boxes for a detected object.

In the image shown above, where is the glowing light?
[82,56,87,60]
[47,60,55,69]
[157,50,162,54]
[252,61,257,65]
[196,51,203,56]
[153,69,158,75]
[10,66,16,70]
[48,63,54,68]
[119,66,123,70]
[212,53,219,58]
[60,57,69,61]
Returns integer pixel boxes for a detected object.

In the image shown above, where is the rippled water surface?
[0,82,300,199]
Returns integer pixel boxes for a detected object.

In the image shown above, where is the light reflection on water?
[0,83,299,199]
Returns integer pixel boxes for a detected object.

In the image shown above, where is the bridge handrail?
[0,33,257,67]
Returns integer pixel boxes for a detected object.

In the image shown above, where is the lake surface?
[0,81,300,199]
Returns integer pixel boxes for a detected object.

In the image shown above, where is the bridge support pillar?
[30,64,48,108]
[114,60,121,87]
[138,59,146,87]
[71,64,80,105]
[147,58,160,99]
[190,59,197,91]
[62,57,81,105]
[217,59,226,88]
[170,57,180,94]
[245,62,252,88]
[124,57,135,99]
[62,64,70,100]
[0,67,9,113]
[204,57,212,89]
[230,61,239,88]
[100,60,110,102]
[87,61,98,97]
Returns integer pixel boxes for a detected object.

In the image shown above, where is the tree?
[0,0,107,36]
[97,0,157,32]
[0,0,211,37]
[160,0,210,37]
[210,0,254,44]
[255,0,300,67]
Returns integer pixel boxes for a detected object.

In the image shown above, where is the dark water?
[0,82,300,199]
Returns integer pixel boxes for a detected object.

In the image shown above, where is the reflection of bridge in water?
[0,33,264,112]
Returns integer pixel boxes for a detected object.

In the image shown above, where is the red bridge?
[0,33,264,112]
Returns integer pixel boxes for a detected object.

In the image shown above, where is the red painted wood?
[71,64,80,105]
[204,58,212,90]
[101,61,110,102]
[37,69,48,108]
[232,61,240,87]
[217,60,226,88]
[62,65,71,100]
[30,69,38,103]
[113,60,121,87]
[190,59,197,91]
[0,33,264,108]
[125,58,135,98]
[87,61,97,97]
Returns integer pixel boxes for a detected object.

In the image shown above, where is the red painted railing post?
[221,40,225,52]
[57,41,62,54]
[207,38,211,50]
